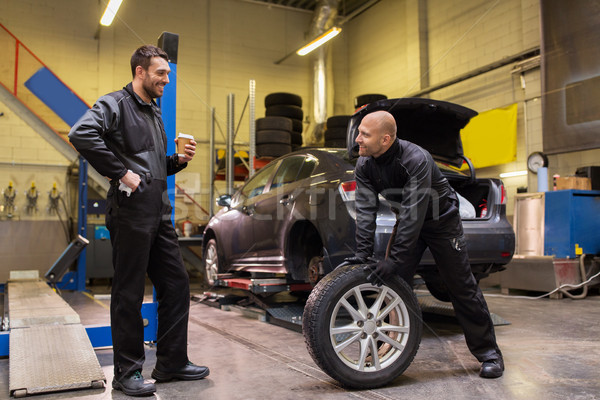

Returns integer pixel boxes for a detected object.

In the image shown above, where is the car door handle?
[279,194,294,206]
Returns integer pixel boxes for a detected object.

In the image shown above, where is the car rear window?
[327,149,355,165]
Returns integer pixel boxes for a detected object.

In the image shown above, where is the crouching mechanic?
[347,110,504,378]
[69,45,209,396]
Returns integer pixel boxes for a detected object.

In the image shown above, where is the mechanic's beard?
[142,80,163,100]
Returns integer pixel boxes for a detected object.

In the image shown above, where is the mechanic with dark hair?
[69,45,209,396]
[349,110,504,379]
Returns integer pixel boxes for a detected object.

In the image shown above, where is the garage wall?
[1,0,599,268]
[0,0,314,224]
[0,0,314,276]
[335,0,600,217]
[0,97,74,280]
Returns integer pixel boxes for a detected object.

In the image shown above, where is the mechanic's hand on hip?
[364,259,397,287]
[120,170,141,192]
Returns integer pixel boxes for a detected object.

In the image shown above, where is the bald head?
[356,110,397,158]
[363,111,397,139]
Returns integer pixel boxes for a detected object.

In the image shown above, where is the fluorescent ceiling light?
[499,170,528,178]
[100,0,123,26]
[296,27,342,56]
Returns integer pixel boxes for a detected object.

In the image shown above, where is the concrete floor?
[1,282,599,400]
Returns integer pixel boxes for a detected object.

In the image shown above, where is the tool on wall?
[48,182,60,215]
[25,182,39,215]
[2,181,17,218]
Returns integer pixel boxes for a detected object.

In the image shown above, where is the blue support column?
[161,61,177,223]
[56,156,89,291]
[53,156,88,291]
[157,32,179,224]
[76,156,88,291]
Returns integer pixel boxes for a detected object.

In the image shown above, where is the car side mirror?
[216,194,231,208]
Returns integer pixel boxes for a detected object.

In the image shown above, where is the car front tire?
[203,238,220,287]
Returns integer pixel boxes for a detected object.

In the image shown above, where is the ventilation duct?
[307,0,339,145]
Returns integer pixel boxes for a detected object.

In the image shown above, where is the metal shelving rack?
[209,80,257,217]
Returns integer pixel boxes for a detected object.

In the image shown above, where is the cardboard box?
[554,176,592,190]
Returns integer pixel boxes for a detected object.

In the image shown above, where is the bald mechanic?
[349,110,504,378]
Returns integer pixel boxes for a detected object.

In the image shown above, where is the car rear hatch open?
[347,98,478,168]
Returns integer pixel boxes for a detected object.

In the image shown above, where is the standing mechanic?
[69,45,209,396]
[350,110,504,378]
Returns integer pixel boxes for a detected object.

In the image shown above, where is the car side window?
[240,162,277,199]
[271,156,305,189]
[296,156,317,180]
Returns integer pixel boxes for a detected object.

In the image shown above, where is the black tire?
[422,273,451,302]
[303,264,422,389]
[256,116,292,132]
[256,143,292,158]
[291,118,303,133]
[324,127,347,141]
[265,92,302,108]
[290,132,303,146]
[354,93,388,109]
[327,115,351,129]
[266,105,304,120]
[256,130,291,145]
[324,139,346,148]
[203,238,220,287]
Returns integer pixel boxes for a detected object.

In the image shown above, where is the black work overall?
[386,197,501,362]
[356,139,502,363]
[106,175,190,377]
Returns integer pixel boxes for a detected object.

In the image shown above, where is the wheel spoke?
[369,286,388,317]
[352,287,368,317]
[381,322,409,334]
[378,296,402,320]
[368,336,381,370]
[333,332,362,354]
[357,337,370,371]
[377,331,406,352]
[206,247,216,264]
[340,298,364,322]
[331,323,362,336]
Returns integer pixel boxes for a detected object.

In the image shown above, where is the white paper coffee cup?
[177,133,194,157]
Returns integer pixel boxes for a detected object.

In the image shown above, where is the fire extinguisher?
[182,219,193,237]
[478,199,488,218]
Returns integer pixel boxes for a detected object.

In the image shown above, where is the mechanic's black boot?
[152,361,210,382]
[112,370,156,396]
[479,358,504,378]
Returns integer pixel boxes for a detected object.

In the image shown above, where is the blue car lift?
[0,32,181,358]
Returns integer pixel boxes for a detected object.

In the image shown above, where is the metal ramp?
[7,273,105,398]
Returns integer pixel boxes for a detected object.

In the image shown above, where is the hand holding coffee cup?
[176,133,196,163]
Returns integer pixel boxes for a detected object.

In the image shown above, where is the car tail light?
[339,180,356,202]
[501,251,512,258]
[500,184,507,205]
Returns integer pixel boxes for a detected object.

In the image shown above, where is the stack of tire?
[264,92,304,153]
[354,93,387,110]
[255,116,293,158]
[324,115,351,148]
